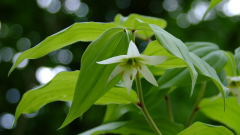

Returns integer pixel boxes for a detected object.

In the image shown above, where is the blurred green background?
[0,0,240,134]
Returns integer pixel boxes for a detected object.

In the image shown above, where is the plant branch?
[135,71,162,135]
[165,95,174,122]
[186,82,206,127]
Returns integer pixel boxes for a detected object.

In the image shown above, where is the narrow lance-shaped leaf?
[133,19,198,96]
[13,71,138,125]
[60,28,130,128]
[9,22,118,76]
[115,14,167,40]
[79,117,184,135]
[178,122,234,135]
[203,0,223,20]
[200,96,240,134]
[189,52,229,107]
[234,47,240,75]
[224,51,237,77]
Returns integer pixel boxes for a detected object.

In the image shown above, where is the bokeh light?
[37,0,52,8]
[23,111,38,118]
[47,0,61,13]
[58,49,73,64]
[6,89,20,104]
[64,0,80,12]
[75,3,89,17]
[12,53,29,68]
[177,14,190,28]
[163,0,179,12]
[105,10,118,22]
[116,0,131,9]
[17,38,31,52]
[0,113,15,129]
[223,0,240,17]
[0,47,14,62]
[9,24,23,38]
[36,66,67,84]
[0,23,9,38]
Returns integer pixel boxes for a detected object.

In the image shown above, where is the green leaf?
[178,122,234,135]
[13,71,138,124]
[203,0,223,20]
[79,117,184,135]
[143,40,186,68]
[151,42,227,91]
[234,47,240,75]
[9,22,118,76]
[79,122,127,135]
[189,52,229,105]
[224,51,236,77]
[115,14,167,40]
[200,96,240,134]
[133,19,198,96]
[60,28,130,128]
[103,104,134,124]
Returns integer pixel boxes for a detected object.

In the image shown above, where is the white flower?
[228,76,240,105]
[97,41,168,93]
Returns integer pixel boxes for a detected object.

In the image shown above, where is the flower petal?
[122,66,137,94]
[139,55,168,65]
[107,64,124,84]
[97,55,126,64]
[139,63,158,86]
[127,41,140,58]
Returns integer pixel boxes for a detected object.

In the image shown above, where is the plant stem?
[186,82,206,127]
[165,95,174,122]
[135,71,162,135]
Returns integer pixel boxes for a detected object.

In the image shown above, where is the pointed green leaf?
[13,71,138,124]
[133,19,198,96]
[203,0,223,20]
[189,52,229,105]
[224,51,236,77]
[234,47,240,75]
[200,96,240,134]
[79,117,184,135]
[60,28,130,128]
[143,40,186,68]
[178,122,234,135]
[103,104,134,124]
[9,22,118,76]
[151,42,227,90]
[115,14,167,40]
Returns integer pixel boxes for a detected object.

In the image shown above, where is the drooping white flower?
[97,41,168,93]
[228,76,240,105]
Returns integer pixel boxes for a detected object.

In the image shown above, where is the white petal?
[127,41,140,58]
[122,66,137,94]
[139,55,168,65]
[139,63,158,86]
[107,64,124,84]
[97,55,126,64]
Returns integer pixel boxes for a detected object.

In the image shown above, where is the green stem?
[165,95,174,122]
[186,82,206,127]
[135,71,162,135]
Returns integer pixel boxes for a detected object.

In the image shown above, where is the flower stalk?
[136,71,162,135]
[165,95,174,122]
[186,82,206,127]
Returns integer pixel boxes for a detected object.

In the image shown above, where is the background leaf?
[79,117,184,135]
[13,71,138,124]
[60,28,130,128]
[178,122,234,135]
[234,47,240,75]
[9,22,118,75]
[115,14,167,40]
[203,0,223,20]
[200,96,240,134]
[224,51,236,77]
